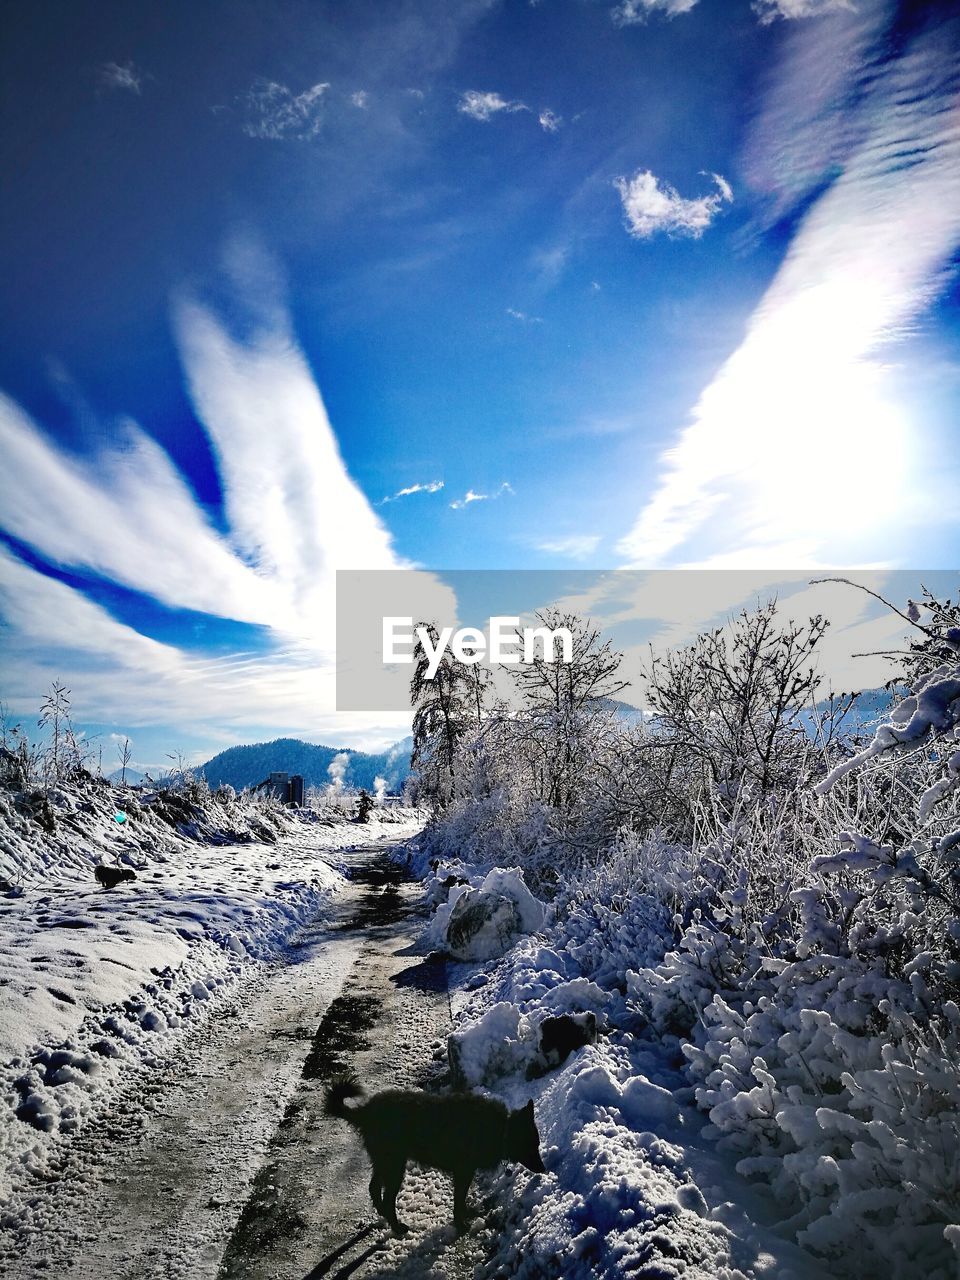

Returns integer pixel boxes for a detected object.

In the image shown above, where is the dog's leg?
[368,1166,383,1212]
[452,1167,475,1232]
[379,1158,409,1236]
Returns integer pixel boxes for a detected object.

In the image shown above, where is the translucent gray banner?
[335,568,958,712]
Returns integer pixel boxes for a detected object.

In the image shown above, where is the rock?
[446,890,523,961]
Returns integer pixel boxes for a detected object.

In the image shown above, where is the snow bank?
[428,881,819,1279]
[471,1033,818,1279]
[0,774,421,1216]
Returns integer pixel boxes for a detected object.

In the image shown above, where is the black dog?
[325,1078,545,1235]
[526,1012,598,1079]
[540,1012,597,1063]
[94,865,137,889]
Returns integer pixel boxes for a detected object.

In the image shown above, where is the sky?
[1,0,958,769]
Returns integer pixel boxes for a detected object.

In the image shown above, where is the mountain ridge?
[199,736,412,793]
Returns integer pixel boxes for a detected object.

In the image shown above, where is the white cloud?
[97,61,142,94]
[708,171,734,203]
[449,481,514,510]
[0,247,423,741]
[350,90,369,109]
[458,90,527,122]
[617,16,960,569]
[740,2,888,227]
[535,535,601,560]
[612,0,699,24]
[612,0,853,25]
[615,170,733,239]
[0,394,288,627]
[754,0,855,21]
[241,79,330,140]
[506,308,543,323]
[173,291,401,644]
[539,109,562,133]
[0,538,412,745]
[378,480,444,504]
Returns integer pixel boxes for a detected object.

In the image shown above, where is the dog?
[324,1078,545,1235]
[94,865,137,889]
[526,1012,598,1080]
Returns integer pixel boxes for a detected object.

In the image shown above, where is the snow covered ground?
[0,773,421,1231]
[413,854,832,1280]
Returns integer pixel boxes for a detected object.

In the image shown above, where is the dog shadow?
[301,1218,470,1280]
[301,1223,378,1279]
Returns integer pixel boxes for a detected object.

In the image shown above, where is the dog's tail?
[324,1076,366,1123]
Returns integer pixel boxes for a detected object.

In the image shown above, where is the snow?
[410,853,827,1280]
[0,774,421,1221]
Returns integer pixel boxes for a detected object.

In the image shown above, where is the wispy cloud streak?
[241,79,329,139]
[458,90,527,121]
[97,61,143,94]
[0,249,410,732]
[612,0,698,21]
[618,11,960,567]
[0,394,286,625]
[377,480,444,504]
[449,481,514,509]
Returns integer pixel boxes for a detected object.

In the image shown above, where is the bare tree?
[510,610,627,810]
[643,600,827,814]
[117,737,133,785]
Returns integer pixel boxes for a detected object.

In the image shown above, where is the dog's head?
[508,1100,546,1174]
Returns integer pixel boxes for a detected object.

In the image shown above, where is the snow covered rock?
[448,1000,539,1087]
[443,867,545,961]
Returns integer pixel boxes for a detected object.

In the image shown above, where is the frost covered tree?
[116,736,133,785]
[643,601,828,817]
[509,609,627,811]
[38,680,86,784]
[410,622,482,810]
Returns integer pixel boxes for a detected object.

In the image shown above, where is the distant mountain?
[199,737,412,794]
[601,698,646,728]
[799,686,900,740]
[107,767,146,785]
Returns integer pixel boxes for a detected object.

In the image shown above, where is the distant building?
[260,772,305,806]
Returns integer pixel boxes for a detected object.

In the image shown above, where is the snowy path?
[2,843,483,1280]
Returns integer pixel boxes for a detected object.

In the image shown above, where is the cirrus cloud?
[458,90,528,121]
[241,79,330,140]
[96,61,143,94]
[754,0,855,21]
[377,480,445,505]
[612,0,699,23]
[616,10,960,568]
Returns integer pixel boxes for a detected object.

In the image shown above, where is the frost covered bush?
[551,830,689,990]
[680,978,960,1278]
[418,587,960,1277]
[656,590,960,1276]
[416,785,550,875]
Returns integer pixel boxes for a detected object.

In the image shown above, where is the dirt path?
[2,843,485,1280]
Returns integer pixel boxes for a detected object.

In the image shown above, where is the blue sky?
[1,0,958,768]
